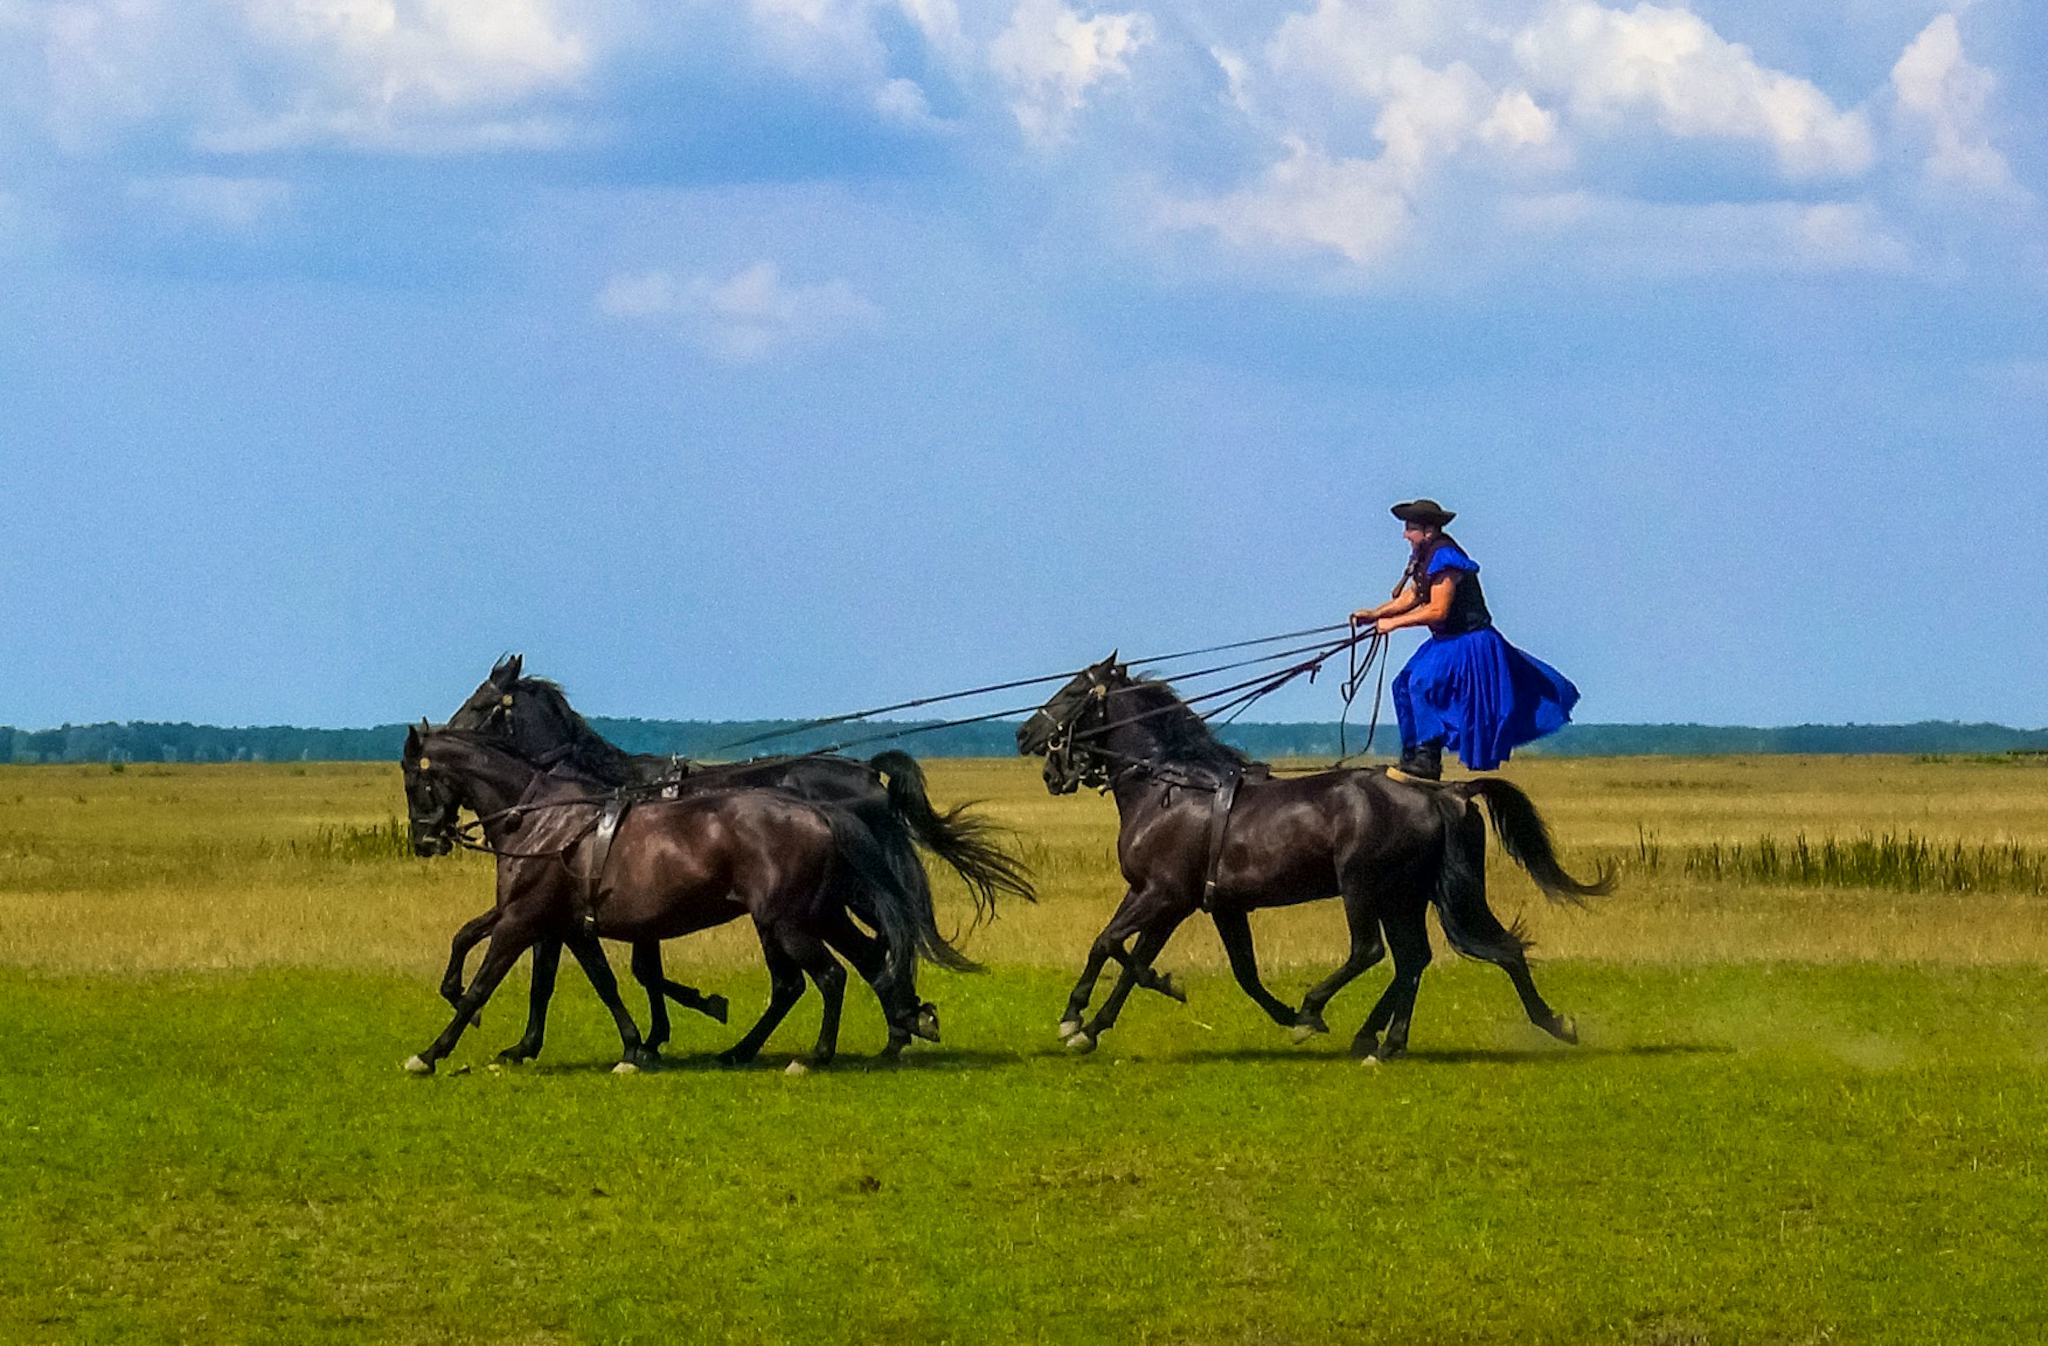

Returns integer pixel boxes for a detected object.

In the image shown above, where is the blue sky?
[3,0,2043,730]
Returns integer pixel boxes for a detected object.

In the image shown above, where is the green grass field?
[3,757,2047,1343]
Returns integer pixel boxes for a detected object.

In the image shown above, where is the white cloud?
[1891,13,2017,197]
[0,0,592,155]
[598,260,881,361]
[1169,3,1562,271]
[989,0,1152,145]
[1513,1,1874,178]
[1506,193,1914,275]
[1160,137,1415,268]
[127,174,293,230]
[216,0,590,151]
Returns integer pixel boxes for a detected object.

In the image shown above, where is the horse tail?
[866,750,1038,924]
[831,782,982,975]
[1455,777,1616,903]
[820,805,926,990]
[1427,792,1534,964]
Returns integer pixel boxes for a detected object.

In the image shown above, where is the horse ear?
[507,653,522,681]
[403,723,420,753]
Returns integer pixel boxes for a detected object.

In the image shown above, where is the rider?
[1350,498,1580,780]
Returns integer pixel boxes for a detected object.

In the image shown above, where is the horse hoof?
[402,1055,433,1076]
[785,1060,810,1077]
[1156,973,1188,1004]
[1290,1022,1327,1045]
[1057,1019,1083,1040]
[1359,1054,1382,1068]
[705,995,730,1025]
[1553,1015,1580,1045]
[1063,1031,1096,1054]
[914,1004,942,1043]
[612,1060,640,1076]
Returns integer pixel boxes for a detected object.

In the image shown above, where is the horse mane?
[514,677,645,784]
[1115,678,1257,774]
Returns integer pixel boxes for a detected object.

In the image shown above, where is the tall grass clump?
[274,818,413,863]
[1627,826,2048,896]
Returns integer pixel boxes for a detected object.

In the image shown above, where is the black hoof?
[1154,972,1188,1004]
[1348,1034,1380,1059]
[912,1002,942,1043]
[496,1046,536,1065]
[703,995,730,1025]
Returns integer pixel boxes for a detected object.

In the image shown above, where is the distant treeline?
[4,718,2045,765]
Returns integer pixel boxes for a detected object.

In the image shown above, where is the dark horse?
[1016,655,1612,1060]
[442,655,1035,1057]
[401,726,939,1075]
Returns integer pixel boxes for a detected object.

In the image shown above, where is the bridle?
[1038,676,1115,795]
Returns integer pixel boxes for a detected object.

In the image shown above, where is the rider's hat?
[1390,498,1455,527]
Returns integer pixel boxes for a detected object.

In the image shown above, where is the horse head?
[1016,652,1127,794]
[401,719,460,857]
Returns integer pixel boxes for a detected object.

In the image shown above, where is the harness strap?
[578,792,630,935]
[1199,769,1241,911]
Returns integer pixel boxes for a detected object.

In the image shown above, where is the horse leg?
[405,911,542,1076]
[630,942,730,1041]
[1493,955,1577,1044]
[1075,918,1184,1049]
[1209,906,1299,1028]
[1060,888,1145,1038]
[775,926,848,1069]
[629,942,675,1056]
[439,906,499,1010]
[562,933,652,1072]
[819,909,928,1058]
[1351,902,1432,1061]
[496,935,562,1064]
[1106,946,1191,1004]
[717,935,808,1067]
[1294,880,1388,1041]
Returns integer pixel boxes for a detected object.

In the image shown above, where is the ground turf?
[2,757,2045,1343]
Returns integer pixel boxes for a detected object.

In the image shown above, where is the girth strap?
[1200,770,1241,911]
[579,791,631,934]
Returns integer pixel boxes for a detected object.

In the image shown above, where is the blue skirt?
[1392,628,1579,771]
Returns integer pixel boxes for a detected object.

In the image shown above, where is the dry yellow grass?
[3,754,2045,976]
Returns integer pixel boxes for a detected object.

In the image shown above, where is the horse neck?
[436,739,538,831]
[1096,698,1182,816]
[529,690,635,782]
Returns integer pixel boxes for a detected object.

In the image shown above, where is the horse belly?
[596,832,744,941]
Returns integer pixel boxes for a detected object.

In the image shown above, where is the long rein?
[1057,628,1391,793]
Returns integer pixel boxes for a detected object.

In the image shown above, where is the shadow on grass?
[465,1040,1732,1077]
[511,1047,1032,1076]
[1174,1041,1735,1066]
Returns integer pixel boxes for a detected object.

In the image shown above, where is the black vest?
[1406,535,1492,637]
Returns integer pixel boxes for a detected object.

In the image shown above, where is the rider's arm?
[1375,575,1456,632]
[1352,581,1420,624]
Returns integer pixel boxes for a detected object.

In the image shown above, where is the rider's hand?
[1349,609,1375,625]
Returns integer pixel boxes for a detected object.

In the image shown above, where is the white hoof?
[785,1060,811,1077]
[611,1060,640,1075]
[1359,1054,1382,1068]
[1063,1031,1096,1054]
[402,1055,432,1076]
[1290,1023,1325,1045]
[1057,1019,1082,1039]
